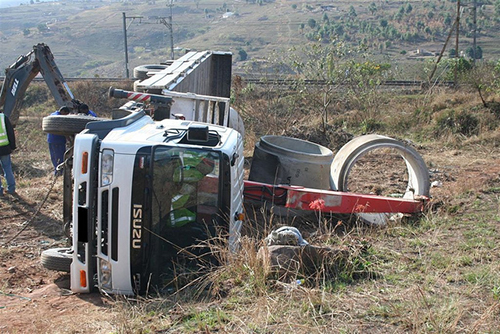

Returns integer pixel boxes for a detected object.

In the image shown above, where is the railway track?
[242,78,453,87]
[0,76,453,88]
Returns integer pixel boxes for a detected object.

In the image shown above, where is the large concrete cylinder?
[249,135,333,190]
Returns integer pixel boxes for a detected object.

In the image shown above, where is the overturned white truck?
[42,51,245,295]
[70,112,244,294]
[41,50,430,295]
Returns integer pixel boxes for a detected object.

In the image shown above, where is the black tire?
[63,221,72,239]
[133,64,168,80]
[41,247,72,272]
[42,114,106,136]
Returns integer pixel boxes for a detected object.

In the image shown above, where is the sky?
[0,0,54,9]
[0,0,23,8]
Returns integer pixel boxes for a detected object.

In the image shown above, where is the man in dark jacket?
[47,106,70,176]
[0,112,17,196]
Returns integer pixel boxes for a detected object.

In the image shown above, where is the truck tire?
[42,114,106,136]
[41,247,72,272]
[133,64,169,80]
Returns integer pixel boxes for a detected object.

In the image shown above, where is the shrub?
[22,83,51,107]
[434,109,479,137]
[360,118,385,134]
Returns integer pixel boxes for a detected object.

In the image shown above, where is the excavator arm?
[0,43,78,125]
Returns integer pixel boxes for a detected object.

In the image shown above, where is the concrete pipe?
[330,134,430,225]
[249,135,334,190]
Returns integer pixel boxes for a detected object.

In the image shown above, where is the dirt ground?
[1,141,499,333]
[0,176,118,333]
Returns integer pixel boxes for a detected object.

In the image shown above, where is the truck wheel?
[42,114,106,136]
[41,247,72,272]
[133,64,168,80]
[63,221,72,239]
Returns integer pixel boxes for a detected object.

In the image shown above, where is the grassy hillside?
[1,0,499,79]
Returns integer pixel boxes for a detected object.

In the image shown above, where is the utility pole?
[122,12,143,78]
[428,19,458,83]
[472,0,477,64]
[159,1,175,60]
[454,0,461,86]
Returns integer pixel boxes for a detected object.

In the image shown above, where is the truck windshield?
[144,146,222,291]
[151,146,221,228]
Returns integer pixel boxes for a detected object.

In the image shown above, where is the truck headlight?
[101,149,114,186]
[99,258,112,290]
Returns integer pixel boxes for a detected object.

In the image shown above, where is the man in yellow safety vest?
[0,112,17,196]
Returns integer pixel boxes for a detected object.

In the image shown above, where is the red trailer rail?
[243,180,428,214]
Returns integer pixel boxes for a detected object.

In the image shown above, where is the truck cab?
[71,111,244,294]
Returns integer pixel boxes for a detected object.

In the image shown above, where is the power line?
[159,0,174,60]
[123,12,144,78]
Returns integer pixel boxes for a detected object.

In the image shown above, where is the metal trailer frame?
[243,180,428,215]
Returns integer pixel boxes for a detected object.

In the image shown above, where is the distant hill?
[1,0,498,79]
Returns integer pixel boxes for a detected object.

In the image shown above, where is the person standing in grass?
[47,106,70,176]
[0,112,17,196]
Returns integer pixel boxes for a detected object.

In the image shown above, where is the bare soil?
[0,176,117,333]
[1,139,499,333]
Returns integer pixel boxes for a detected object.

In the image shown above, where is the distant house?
[222,12,235,19]
[320,5,336,11]
[407,48,438,58]
[416,49,436,56]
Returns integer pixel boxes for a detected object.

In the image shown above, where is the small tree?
[348,5,357,19]
[284,42,390,132]
[463,62,496,107]
[307,18,317,29]
[368,2,377,15]
[238,49,248,61]
[444,13,452,26]
[465,46,483,59]
[495,0,500,17]
[37,23,48,33]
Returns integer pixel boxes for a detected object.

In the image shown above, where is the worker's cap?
[78,103,90,112]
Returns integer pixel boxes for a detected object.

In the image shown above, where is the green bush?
[360,118,385,134]
[22,83,51,107]
[434,109,479,136]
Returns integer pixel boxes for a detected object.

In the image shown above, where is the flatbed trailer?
[243,180,428,215]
